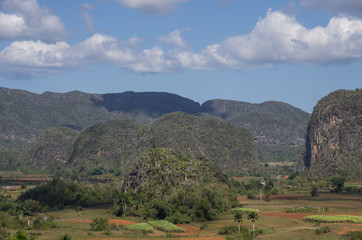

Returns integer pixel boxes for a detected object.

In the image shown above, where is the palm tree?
[247,211,259,239]
[233,211,243,233]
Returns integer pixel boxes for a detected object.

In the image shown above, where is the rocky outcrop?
[297,89,361,179]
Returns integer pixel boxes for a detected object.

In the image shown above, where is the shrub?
[219,225,251,239]
[219,226,239,235]
[57,234,72,240]
[342,231,362,240]
[90,218,108,231]
[315,226,331,235]
[246,191,255,199]
[200,223,209,230]
[165,211,191,224]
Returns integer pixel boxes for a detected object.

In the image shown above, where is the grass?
[304,215,362,224]
[148,220,185,233]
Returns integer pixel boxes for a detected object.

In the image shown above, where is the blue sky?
[0,0,361,112]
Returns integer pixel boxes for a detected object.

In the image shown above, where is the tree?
[247,211,259,239]
[90,218,108,231]
[329,176,345,193]
[233,211,243,233]
[311,184,319,197]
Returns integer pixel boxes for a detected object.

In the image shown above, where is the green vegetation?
[303,215,362,224]
[232,208,260,214]
[257,144,304,162]
[148,220,185,233]
[114,148,238,222]
[69,112,259,176]
[342,231,362,240]
[247,211,259,238]
[285,206,331,213]
[0,86,310,177]
[202,99,310,146]
[315,226,331,235]
[90,218,108,231]
[126,223,154,232]
[18,179,113,209]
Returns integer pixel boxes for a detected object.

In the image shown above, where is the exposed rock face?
[297,89,361,179]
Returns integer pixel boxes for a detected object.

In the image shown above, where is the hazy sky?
[0,0,361,112]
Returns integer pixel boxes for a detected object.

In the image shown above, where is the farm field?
[6,190,361,240]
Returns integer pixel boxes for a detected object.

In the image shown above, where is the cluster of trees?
[113,184,240,223]
[18,179,114,209]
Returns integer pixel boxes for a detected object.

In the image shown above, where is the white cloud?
[0,33,177,78]
[300,0,362,16]
[176,10,362,69]
[158,28,190,49]
[117,0,188,15]
[1,10,362,78]
[0,40,70,78]
[0,0,67,42]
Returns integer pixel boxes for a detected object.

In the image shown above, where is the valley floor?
[8,191,361,240]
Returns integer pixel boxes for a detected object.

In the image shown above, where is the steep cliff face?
[298,89,361,179]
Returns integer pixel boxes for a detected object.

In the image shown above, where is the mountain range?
[0,86,309,150]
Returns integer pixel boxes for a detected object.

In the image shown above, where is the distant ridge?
[0,86,309,150]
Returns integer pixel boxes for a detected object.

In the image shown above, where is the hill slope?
[68,112,259,176]
[0,87,309,150]
[0,87,201,149]
[116,147,237,221]
[16,127,80,173]
[296,89,362,179]
[202,100,310,145]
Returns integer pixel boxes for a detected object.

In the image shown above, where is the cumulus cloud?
[158,28,190,49]
[176,9,362,69]
[1,10,362,78]
[0,0,67,42]
[0,33,176,78]
[117,0,188,15]
[300,0,362,16]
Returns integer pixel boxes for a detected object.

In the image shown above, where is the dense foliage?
[18,179,113,209]
[113,148,239,222]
